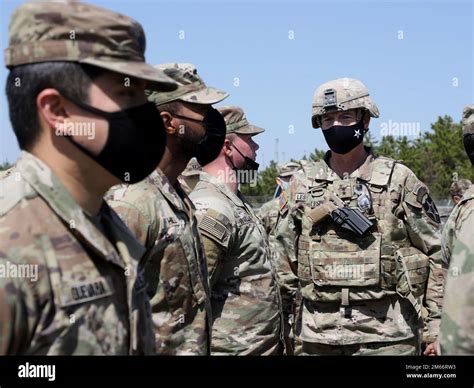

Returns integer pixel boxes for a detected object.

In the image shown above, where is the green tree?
[423,116,474,198]
[309,148,326,161]
[375,135,399,159]
[0,161,13,171]
[240,160,278,200]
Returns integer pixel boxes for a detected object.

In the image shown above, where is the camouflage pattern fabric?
[311,78,379,129]
[178,158,202,196]
[107,169,211,355]
[5,1,177,91]
[0,152,154,355]
[439,189,474,354]
[255,161,303,354]
[449,179,472,198]
[463,104,474,135]
[274,148,445,353]
[217,106,265,135]
[190,172,283,355]
[147,63,228,105]
[441,185,474,267]
[439,104,474,355]
[257,161,302,235]
[301,337,419,355]
[256,198,279,236]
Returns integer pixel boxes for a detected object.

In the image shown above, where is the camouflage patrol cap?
[462,104,474,135]
[311,77,380,129]
[278,161,301,177]
[5,1,177,91]
[217,106,264,135]
[146,63,229,105]
[450,179,472,197]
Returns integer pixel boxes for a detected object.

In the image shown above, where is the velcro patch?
[60,276,114,307]
[295,193,306,202]
[415,185,428,204]
[199,215,227,241]
[236,212,253,226]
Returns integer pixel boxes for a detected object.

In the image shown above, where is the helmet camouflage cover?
[311,77,379,129]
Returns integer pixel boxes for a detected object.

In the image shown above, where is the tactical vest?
[296,156,430,316]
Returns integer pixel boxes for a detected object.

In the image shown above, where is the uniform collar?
[199,171,246,208]
[17,151,142,268]
[146,167,197,216]
[319,146,375,182]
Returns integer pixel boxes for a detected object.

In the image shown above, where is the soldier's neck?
[328,144,369,178]
[203,160,238,194]
[158,146,188,186]
[31,143,117,216]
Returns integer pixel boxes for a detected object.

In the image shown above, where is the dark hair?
[5,62,104,149]
[157,100,182,116]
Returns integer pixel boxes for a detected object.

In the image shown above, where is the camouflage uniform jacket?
[258,195,299,344]
[107,168,211,355]
[0,152,154,355]
[190,172,283,355]
[257,197,280,236]
[441,185,474,268]
[439,186,474,354]
[274,149,444,345]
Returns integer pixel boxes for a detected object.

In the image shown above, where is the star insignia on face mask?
[354,129,361,139]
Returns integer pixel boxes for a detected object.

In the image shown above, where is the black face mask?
[230,143,259,184]
[61,94,166,184]
[173,107,226,166]
[463,134,474,165]
[322,119,366,155]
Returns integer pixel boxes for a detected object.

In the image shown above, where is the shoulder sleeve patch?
[404,178,440,223]
[422,194,441,224]
[198,209,232,248]
[200,215,227,241]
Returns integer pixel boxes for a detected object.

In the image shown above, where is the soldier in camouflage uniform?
[257,161,302,235]
[0,1,178,354]
[190,106,283,355]
[275,78,444,355]
[178,157,202,195]
[441,178,472,267]
[256,161,302,354]
[107,63,229,355]
[449,179,472,205]
[439,104,474,354]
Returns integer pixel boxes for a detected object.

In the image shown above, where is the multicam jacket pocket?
[309,232,382,287]
[395,246,430,299]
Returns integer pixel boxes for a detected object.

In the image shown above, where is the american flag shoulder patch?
[199,215,227,241]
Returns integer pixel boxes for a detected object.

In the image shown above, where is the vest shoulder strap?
[369,156,397,187]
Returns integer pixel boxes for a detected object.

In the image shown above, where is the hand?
[423,342,437,356]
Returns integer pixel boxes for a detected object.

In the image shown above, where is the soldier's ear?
[36,88,68,132]
[363,111,371,130]
[223,138,233,157]
[159,111,177,135]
